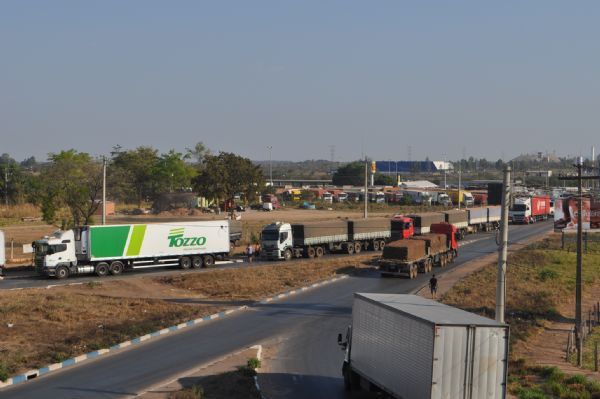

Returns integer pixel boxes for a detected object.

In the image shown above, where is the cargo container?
[464,206,499,232]
[407,212,445,234]
[442,209,469,239]
[338,293,509,399]
[261,219,390,261]
[379,223,457,278]
[0,230,4,277]
[488,182,503,206]
[33,221,231,279]
[402,189,432,205]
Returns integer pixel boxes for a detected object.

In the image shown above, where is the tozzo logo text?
[168,228,207,247]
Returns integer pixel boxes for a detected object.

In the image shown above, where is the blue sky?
[2,1,599,162]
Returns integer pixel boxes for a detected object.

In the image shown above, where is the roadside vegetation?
[0,255,373,379]
[442,234,600,398]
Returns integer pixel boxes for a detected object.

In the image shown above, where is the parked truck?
[510,196,550,224]
[0,230,4,278]
[261,219,391,261]
[261,194,281,211]
[448,189,475,207]
[338,293,509,399]
[430,191,452,206]
[33,221,230,279]
[379,222,458,278]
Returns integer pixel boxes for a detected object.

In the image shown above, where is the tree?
[374,173,395,186]
[185,141,210,166]
[193,152,264,206]
[40,150,103,227]
[332,161,364,186]
[152,150,197,193]
[110,147,160,207]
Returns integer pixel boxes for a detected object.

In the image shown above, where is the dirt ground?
[0,253,375,377]
[138,346,261,399]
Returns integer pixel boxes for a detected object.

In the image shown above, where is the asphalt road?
[0,221,552,399]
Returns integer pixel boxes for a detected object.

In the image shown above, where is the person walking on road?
[246,244,254,263]
[429,274,438,299]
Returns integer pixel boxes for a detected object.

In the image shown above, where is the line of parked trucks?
[22,197,550,280]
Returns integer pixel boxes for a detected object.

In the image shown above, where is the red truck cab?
[430,222,459,253]
[391,215,415,240]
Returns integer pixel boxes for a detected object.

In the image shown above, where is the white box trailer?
[34,221,230,278]
[340,293,509,399]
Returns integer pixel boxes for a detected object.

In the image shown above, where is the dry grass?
[0,204,41,221]
[0,254,373,379]
[441,233,600,398]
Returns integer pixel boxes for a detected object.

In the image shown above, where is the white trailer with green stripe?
[34,221,230,279]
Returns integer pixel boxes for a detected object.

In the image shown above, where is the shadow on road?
[258,373,381,399]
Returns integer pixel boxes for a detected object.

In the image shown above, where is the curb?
[259,275,349,305]
[0,273,349,390]
[253,344,266,399]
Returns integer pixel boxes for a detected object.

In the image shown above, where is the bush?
[170,385,203,399]
[538,269,558,281]
[246,357,261,370]
[516,387,547,399]
[0,362,9,382]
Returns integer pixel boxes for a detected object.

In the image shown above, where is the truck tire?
[55,266,70,279]
[203,255,215,267]
[180,256,192,269]
[307,247,316,258]
[315,246,324,258]
[192,256,203,268]
[354,242,362,254]
[373,240,380,251]
[110,261,124,275]
[95,262,109,277]
[283,249,292,261]
[346,244,355,255]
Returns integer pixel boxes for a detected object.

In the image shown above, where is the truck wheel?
[307,247,316,258]
[346,244,355,255]
[110,261,124,275]
[55,266,69,279]
[192,256,203,268]
[373,241,380,251]
[95,262,109,277]
[203,255,215,267]
[180,256,192,269]
[354,242,362,254]
[315,246,324,258]
[283,249,292,261]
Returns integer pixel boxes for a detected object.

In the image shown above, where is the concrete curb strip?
[0,273,349,390]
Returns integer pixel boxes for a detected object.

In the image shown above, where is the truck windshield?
[262,230,279,241]
[512,204,527,211]
[34,243,48,255]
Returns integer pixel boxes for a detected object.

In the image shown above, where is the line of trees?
[1,142,264,228]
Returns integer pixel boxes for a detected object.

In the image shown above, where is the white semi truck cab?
[509,197,531,224]
[260,222,293,261]
[33,230,78,277]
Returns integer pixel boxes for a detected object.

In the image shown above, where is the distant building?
[525,170,552,178]
[400,180,439,189]
[375,161,452,173]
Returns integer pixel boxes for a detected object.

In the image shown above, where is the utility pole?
[364,158,368,219]
[267,146,273,187]
[458,164,462,210]
[102,157,107,225]
[496,165,511,323]
[4,158,9,206]
[558,158,600,366]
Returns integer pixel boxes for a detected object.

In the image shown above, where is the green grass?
[510,365,600,399]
